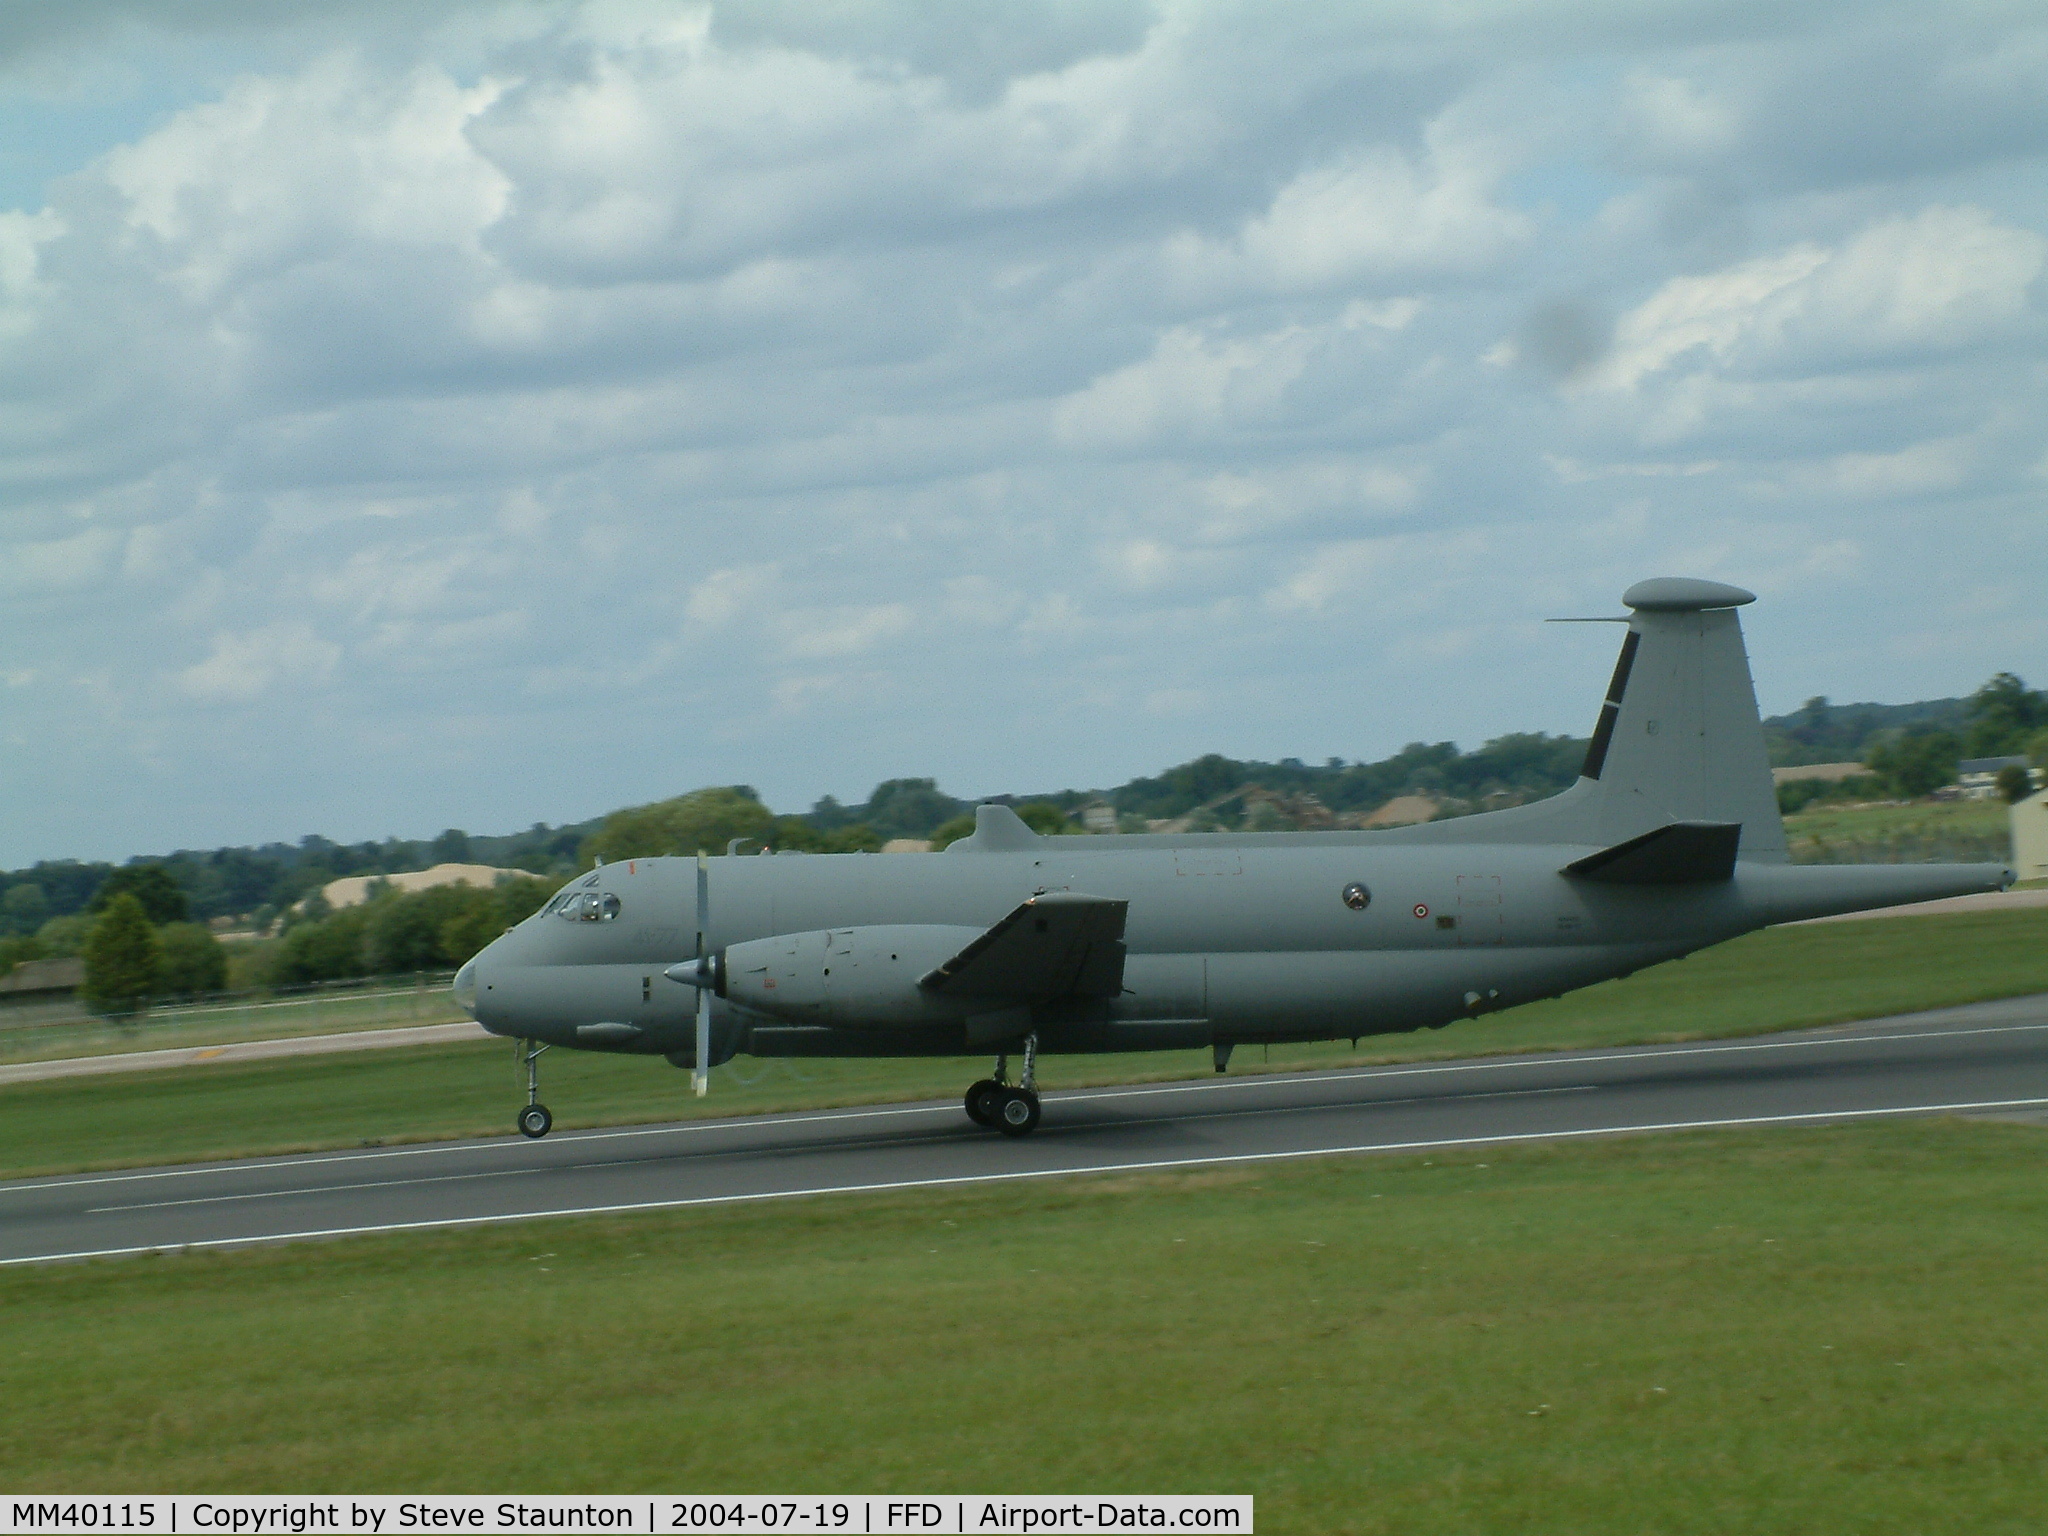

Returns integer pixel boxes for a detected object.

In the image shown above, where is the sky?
[3,1,2044,868]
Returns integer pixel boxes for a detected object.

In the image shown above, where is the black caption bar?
[3,1497,1252,1535]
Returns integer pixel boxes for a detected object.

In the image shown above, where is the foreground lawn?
[4,1119,2045,1532]
[1,906,2044,1179]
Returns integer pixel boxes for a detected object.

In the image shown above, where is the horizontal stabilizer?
[919,892,1127,1000]
[1562,821,1740,885]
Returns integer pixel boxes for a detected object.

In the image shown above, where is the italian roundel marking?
[1413,903,1430,919]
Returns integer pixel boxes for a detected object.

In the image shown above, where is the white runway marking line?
[1058,1018,2048,1106]
[3,1015,2044,1198]
[88,1166,543,1214]
[0,1101,966,1194]
[8,1093,2048,1267]
[92,1082,1611,1210]
[1057,1082,1601,1137]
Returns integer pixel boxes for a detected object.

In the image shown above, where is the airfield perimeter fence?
[0,970,464,1062]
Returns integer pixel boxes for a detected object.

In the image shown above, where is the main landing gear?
[517,1040,553,1138]
[964,1033,1042,1137]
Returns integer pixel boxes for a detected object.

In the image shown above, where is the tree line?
[1774,673,2048,812]
[44,865,560,1015]
[266,875,555,986]
[0,820,598,941]
[56,867,230,1016]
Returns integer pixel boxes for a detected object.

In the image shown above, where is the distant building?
[317,862,527,911]
[881,839,932,854]
[2013,789,2048,883]
[1958,757,2033,800]
[1080,800,1119,834]
[1770,762,1870,785]
[0,956,83,999]
[1359,795,1437,828]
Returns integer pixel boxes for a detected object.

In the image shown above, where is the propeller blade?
[695,987,711,1098]
[694,851,710,1097]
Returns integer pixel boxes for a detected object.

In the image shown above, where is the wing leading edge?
[919,892,1128,1001]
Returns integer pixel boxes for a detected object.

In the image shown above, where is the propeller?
[693,850,710,1096]
[660,853,724,1095]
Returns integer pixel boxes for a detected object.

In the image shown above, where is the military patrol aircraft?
[454,578,2011,1138]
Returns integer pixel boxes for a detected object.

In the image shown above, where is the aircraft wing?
[1562,821,1740,884]
[919,892,1128,1001]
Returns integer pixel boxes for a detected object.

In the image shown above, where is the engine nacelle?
[721,924,987,1028]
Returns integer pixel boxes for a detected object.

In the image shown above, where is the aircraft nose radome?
[452,958,479,1018]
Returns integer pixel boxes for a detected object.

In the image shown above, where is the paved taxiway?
[0,1020,487,1086]
[5,993,2046,1266]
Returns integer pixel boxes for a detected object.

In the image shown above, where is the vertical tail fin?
[1577,577,1787,861]
[1379,577,1788,861]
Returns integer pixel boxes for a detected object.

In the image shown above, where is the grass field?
[4,1118,2045,1530]
[1783,796,2010,863]
[3,906,2046,1181]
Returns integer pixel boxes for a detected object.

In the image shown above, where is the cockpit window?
[557,891,621,922]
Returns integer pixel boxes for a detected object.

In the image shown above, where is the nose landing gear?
[964,1033,1042,1136]
[517,1040,553,1138]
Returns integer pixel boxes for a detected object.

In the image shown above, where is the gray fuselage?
[462,827,2006,1062]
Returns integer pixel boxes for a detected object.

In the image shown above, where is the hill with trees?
[1760,695,1971,766]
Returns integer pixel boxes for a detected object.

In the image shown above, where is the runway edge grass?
[4,1118,2046,1532]
[3,905,2046,1180]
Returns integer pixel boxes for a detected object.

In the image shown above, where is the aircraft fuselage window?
[559,891,622,922]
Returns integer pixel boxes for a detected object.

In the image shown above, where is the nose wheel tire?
[965,1079,1002,1127]
[518,1103,554,1139]
[992,1086,1041,1137]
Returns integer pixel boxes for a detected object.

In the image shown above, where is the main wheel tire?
[994,1087,1041,1137]
[965,1079,1001,1127]
[518,1103,553,1139]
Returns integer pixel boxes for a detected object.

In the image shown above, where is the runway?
[5,993,2047,1267]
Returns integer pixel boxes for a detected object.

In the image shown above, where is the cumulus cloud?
[782,602,914,659]
[1053,322,1319,449]
[685,563,778,627]
[101,58,512,304]
[178,623,342,703]
[1593,205,2045,390]
[1155,141,1530,302]
[1618,72,1743,167]
[1,2,2045,864]
[0,525,121,593]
